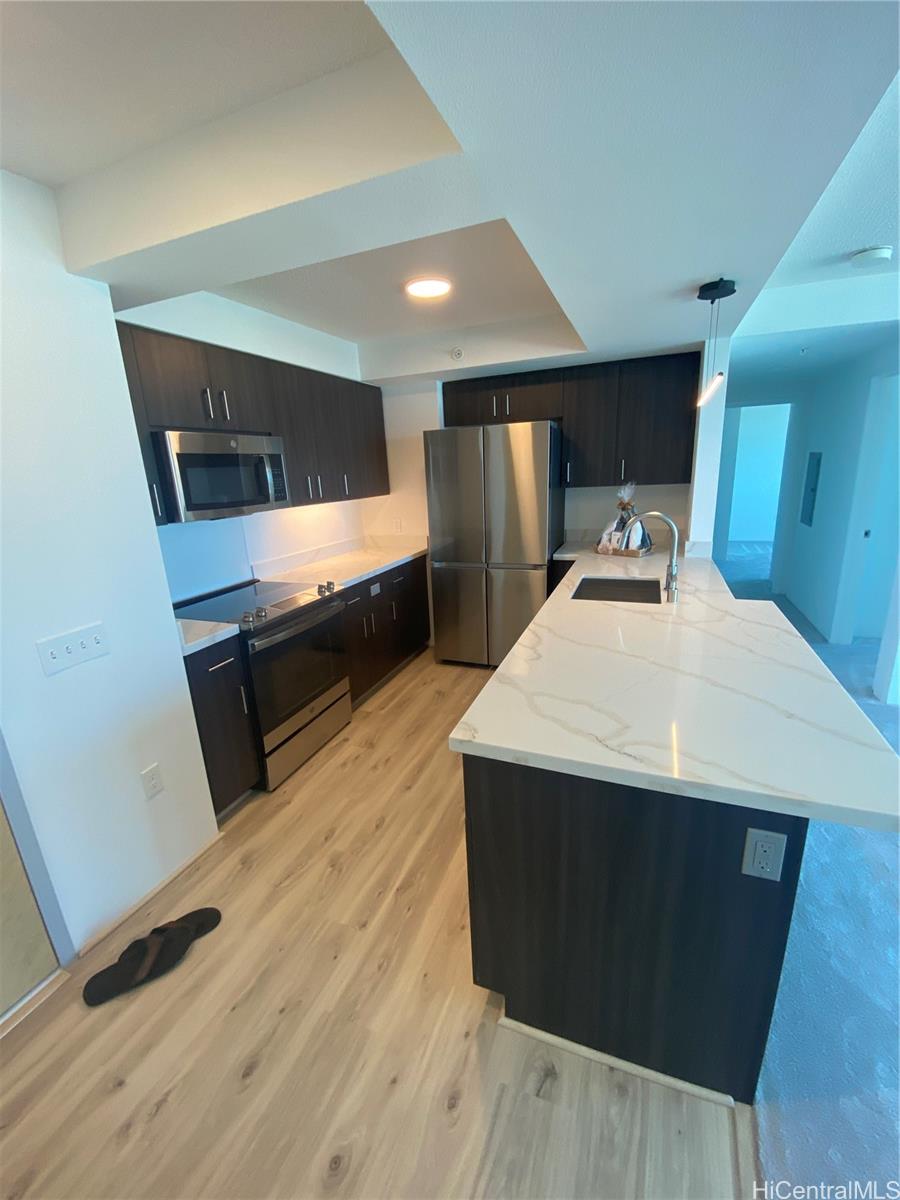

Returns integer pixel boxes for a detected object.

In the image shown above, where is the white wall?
[772,342,899,642]
[360,383,441,539]
[0,171,218,952]
[728,404,791,541]
[118,293,366,597]
[564,485,690,542]
[686,336,730,555]
[116,291,359,379]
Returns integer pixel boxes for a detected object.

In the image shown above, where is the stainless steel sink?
[571,576,662,604]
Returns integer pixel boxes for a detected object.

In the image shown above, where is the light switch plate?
[742,828,787,881]
[370,581,381,597]
[36,622,109,676]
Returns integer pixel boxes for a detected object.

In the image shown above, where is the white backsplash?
[564,483,690,544]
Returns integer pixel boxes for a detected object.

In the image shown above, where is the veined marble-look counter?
[177,618,239,657]
[267,543,426,591]
[449,548,898,832]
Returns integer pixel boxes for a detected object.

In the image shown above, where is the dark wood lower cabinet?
[547,559,574,594]
[342,558,430,706]
[463,754,807,1102]
[184,637,261,817]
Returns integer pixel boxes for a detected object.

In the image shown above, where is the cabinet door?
[356,383,389,498]
[185,637,261,816]
[615,353,700,485]
[496,375,564,424]
[342,584,374,703]
[331,377,373,501]
[128,325,218,430]
[442,383,496,427]
[268,363,319,506]
[562,362,620,487]
[306,371,344,503]
[117,323,167,524]
[205,345,273,433]
[387,556,430,659]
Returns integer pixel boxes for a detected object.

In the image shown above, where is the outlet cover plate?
[36,622,109,676]
[741,828,787,881]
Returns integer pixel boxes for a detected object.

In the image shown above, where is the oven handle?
[259,454,276,504]
[247,598,345,654]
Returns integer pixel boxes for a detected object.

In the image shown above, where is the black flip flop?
[82,907,222,1007]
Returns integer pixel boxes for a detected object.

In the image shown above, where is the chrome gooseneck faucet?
[620,511,680,603]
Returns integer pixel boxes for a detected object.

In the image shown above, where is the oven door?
[247,600,347,753]
[160,430,290,521]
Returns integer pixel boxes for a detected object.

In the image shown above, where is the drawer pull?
[207,656,235,673]
[239,685,249,715]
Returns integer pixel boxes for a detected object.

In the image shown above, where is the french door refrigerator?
[424,420,563,666]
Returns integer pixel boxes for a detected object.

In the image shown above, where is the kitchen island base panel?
[463,754,807,1103]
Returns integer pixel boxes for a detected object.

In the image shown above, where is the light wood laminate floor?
[0,654,747,1200]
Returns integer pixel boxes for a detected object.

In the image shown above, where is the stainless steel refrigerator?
[424,420,564,666]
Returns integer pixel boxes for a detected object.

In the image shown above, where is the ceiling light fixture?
[850,246,894,267]
[405,277,452,299]
[696,277,737,407]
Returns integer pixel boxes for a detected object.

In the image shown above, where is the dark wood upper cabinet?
[442,382,497,427]
[562,362,620,487]
[184,636,261,818]
[442,351,700,488]
[205,345,274,433]
[129,325,220,430]
[495,374,564,424]
[615,352,700,485]
[118,324,168,525]
[117,322,390,512]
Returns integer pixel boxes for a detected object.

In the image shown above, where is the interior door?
[0,799,57,1014]
[487,566,547,666]
[484,422,550,565]
[431,565,488,665]
[424,427,486,565]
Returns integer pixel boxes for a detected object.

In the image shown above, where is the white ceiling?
[2,0,897,383]
[216,220,574,342]
[0,1,389,186]
[370,1,899,367]
[767,76,899,288]
[730,321,898,387]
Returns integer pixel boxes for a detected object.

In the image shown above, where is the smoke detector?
[850,246,893,266]
[450,347,464,361]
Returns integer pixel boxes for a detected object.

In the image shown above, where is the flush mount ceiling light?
[850,246,894,266]
[695,277,737,407]
[405,277,452,299]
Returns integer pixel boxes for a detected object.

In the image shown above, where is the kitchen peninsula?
[451,545,899,1102]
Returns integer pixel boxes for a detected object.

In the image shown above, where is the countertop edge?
[177,620,240,658]
[448,736,900,833]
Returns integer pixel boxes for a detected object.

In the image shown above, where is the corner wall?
[771,342,899,642]
[0,171,218,952]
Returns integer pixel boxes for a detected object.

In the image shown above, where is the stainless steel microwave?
[158,430,291,522]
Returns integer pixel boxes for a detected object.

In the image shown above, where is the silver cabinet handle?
[343,473,349,497]
[370,612,376,634]
[362,616,368,639]
[391,601,397,620]
[306,475,313,499]
[346,596,361,605]
[221,390,231,422]
[239,684,248,715]
[152,482,162,517]
[505,393,510,416]
[566,462,571,485]
[621,459,626,481]
[203,387,214,421]
[492,395,497,417]
[207,656,235,672]
[317,474,323,499]
[393,577,403,584]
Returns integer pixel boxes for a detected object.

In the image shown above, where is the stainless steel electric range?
[177,579,350,790]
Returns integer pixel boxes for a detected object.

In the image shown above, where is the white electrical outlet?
[392,518,403,533]
[741,828,787,881]
[141,763,165,800]
[36,622,109,676]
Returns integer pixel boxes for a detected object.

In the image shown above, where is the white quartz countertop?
[177,618,240,657]
[450,548,899,832]
[268,544,427,590]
